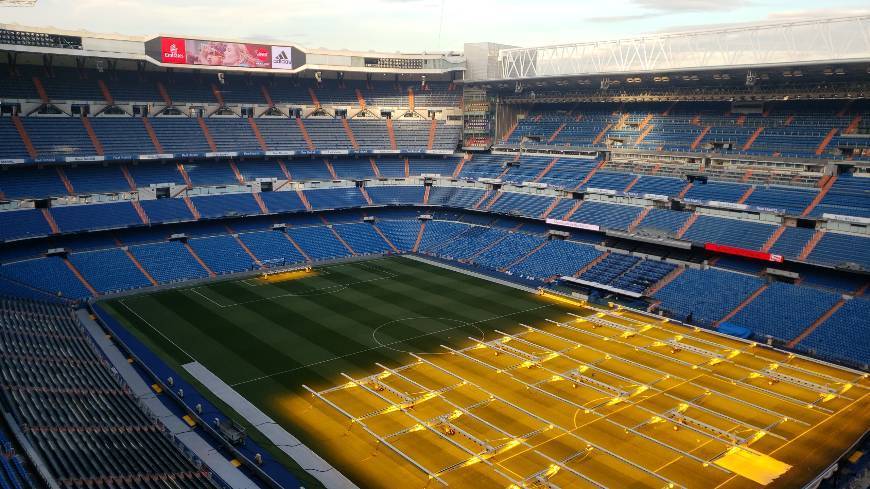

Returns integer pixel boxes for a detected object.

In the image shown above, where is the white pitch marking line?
[229,303,554,387]
[189,287,229,308]
[120,299,198,363]
[213,273,400,308]
[370,316,487,355]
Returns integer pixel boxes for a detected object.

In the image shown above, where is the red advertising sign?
[184,39,270,68]
[704,243,784,263]
[157,37,293,69]
[160,37,187,64]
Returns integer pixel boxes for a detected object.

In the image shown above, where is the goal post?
[257,258,287,270]
[255,259,314,281]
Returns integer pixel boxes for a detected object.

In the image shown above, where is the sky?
[1,0,869,52]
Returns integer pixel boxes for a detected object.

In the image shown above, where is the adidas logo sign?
[273,51,291,64]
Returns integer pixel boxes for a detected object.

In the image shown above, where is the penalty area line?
[188,286,231,308]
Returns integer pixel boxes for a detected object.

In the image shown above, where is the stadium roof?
[498,16,870,80]
[0,22,465,75]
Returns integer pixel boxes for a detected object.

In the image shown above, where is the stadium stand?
[653,268,765,327]
[0,297,216,488]
[1,22,870,489]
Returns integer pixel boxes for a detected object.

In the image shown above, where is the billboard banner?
[545,218,600,232]
[160,37,187,64]
[822,213,870,225]
[156,37,298,70]
[184,39,270,68]
[704,242,783,263]
[270,46,294,69]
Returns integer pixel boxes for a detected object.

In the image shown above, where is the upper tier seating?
[367,186,425,205]
[235,159,285,181]
[0,117,456,158]
[744,186,816,214]
[0,209,52,242]
[64,164,129,194]
[635,208,691,235]
[427,187,486,208]
[808,232,870,270]
[0,118,32,160]
[128,161,184,187]
[408,157,459,176]
[346,120,387,151]
[305,187,367,209]
[89,118,156,155]
[255,118,309,151]
[769,226,816,259]
[681,215,776,249]
[204,118,261,152]
[568,201,643,231]
[286,160,332,181]
[630,175,687,196]
[502,100,868,161]
[148,118,212,154]
[51,202,141,233]
[184,161,238,186]
[259,191,306,213]
[139,198,194,223]
[22,118,95,157]
[331,158,376,180]
[190,193,262,219]
[811,173,870,218]
[488,192,553,218]
[457,154,509,180]
[2,67,459,108]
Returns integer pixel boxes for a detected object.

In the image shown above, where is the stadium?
[0,5,869,489]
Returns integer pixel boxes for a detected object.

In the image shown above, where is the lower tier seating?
[653,268,764,327]
[0,298,216,489]
[0,211,866,369]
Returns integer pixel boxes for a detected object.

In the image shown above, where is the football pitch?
[101,256,870,489]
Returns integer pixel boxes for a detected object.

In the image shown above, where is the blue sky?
[2,0,868,52]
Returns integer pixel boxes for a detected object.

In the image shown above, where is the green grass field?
[101,256,575,488]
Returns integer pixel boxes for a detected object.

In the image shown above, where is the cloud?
[585,0,754,23]
[633,0,753,12]
[588,13,669,23]
[765,7,870,19]
[649,6,870,34]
